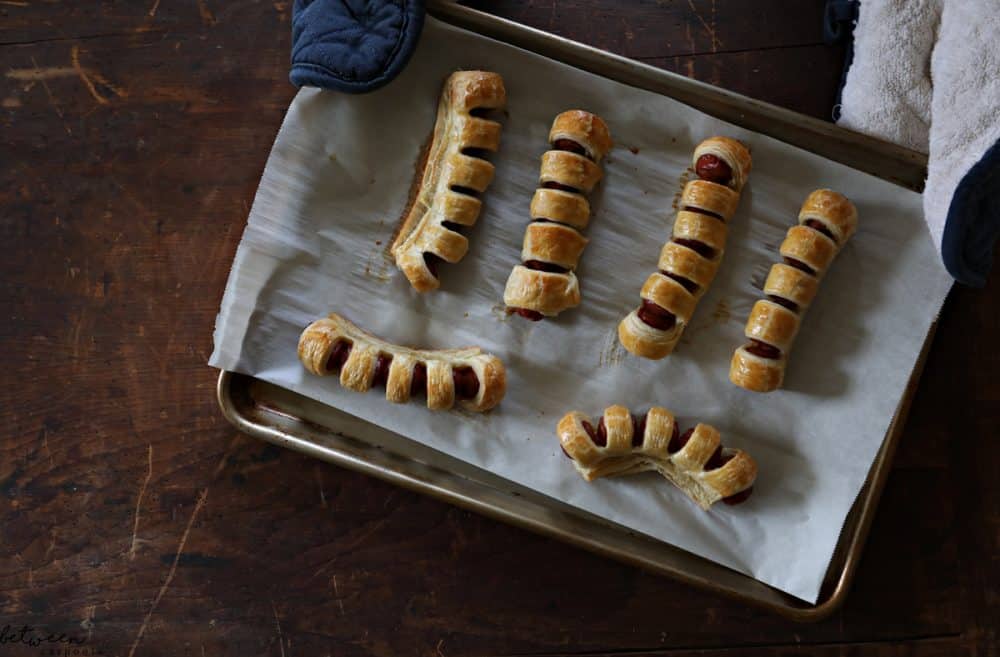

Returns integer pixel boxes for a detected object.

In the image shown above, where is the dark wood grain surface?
[1,1,996,655]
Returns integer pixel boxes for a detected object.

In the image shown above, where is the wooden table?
[2,2,997,655]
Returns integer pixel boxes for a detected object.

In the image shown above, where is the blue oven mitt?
[291,0,426,93]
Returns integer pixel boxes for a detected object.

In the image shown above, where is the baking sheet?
[209,17,952,603]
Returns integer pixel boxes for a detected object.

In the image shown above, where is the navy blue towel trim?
[824,0,859,121]
[290,0,425,94]
[941,137,1000,287]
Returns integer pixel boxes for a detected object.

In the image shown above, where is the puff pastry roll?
[730,189,858,392]
[391,71,506,292]
[504,110,612,320]
[619,137,751,359]
[557,405,757,509]
[299,312,506,412]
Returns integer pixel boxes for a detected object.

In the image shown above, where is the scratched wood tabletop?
[1,1,997,655]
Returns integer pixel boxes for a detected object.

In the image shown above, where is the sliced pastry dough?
[618,136,751,359]
[391,71,506,292]
[504,110,611,319]
[557,405,757,509]
[299,312,506,412]
[730,189,858,392]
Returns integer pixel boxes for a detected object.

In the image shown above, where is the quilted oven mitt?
[291,0,426,93]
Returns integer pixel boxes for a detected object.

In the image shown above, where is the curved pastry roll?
[618,137,751,359]
[299,312,506,412]
[557,405,757,509]
[504,110,611,320]
[391,71,506,292]
[730,189,858,392]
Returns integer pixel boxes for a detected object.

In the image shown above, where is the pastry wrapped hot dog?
[619,137,751,358]
[730,189,858,392]
[557,405,757,509]
[391,71,506,292]
[504,110,612,319]
[299,313,506,412]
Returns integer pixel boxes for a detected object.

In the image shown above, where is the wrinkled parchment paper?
[210,17,952,602]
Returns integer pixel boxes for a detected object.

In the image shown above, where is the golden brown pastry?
[618,137,751,359]
[391,71,506,292]
[299,312,506,412]
[557,405,757,509]
[504,110,612,320]
[730,189,858,392]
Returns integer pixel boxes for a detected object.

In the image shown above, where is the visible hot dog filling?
[552,138,591,160]
[596,416,608,446]
[510,307,545,321]
[450,184,480,198]
[662,270,700,295]
[632,413,647,447]
[723,486,753,505]
[468,106,501,119]
[637,299,677,331]
[325,340,352,373]
[766,294,799,313]
[804,218,836,243]
[633,159,733,333]
[682,205,725,222]
[694,154,733,186]
[704,447,728,471]
[745,338,782,359]
[423,252,444,278]
[783,256,816,276]
[460,146,493,160]
[372,353,392,387]
[541,180,581,194]
[673,237,716,260]
[669,427,692,454]
[452,366,480,400]
[410,362,427,397]
[441,221,466,235]
[524,259,570,274]
[582,420,605,447]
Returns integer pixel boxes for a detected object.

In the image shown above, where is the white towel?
[836,0,1000,286]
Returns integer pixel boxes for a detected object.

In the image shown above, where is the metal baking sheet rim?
[215,2,936,620]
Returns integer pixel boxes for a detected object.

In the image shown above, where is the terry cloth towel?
[290,0,425,93]
[836,0,1000,286]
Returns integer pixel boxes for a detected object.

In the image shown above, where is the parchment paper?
[209,17,952,603]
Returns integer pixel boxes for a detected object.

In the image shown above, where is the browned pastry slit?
[468,106,499,119]
[804,218,836,242]
[582,419,601,445]
[766,294,799,312]
[326,340,352,372]
[694,154,733,186]
[541,180,581,194]
[441,221,465,235]
[410,362,427,396]
[638,299,677,331]
[450,184,480,198]
[460,147,493,159]
[372,353,392,387]
[783,256,816,275]
[673,237,716,259]
[663,271,700,294]
[452,366,480,399]
[745,338,782,359]
[524,259,570,274]
[423,252,444,277]
[552,138,589,158]
[682,205,725,222]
